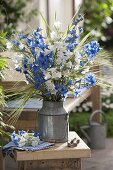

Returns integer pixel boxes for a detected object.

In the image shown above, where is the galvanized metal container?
[89,110,107,149]
[89,122,107,149]
[80,110,107,149]
[38,101,68,143]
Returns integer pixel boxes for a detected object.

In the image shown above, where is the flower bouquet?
[4,13,112,141]
[11,131,40,147]
[6,14,104,102]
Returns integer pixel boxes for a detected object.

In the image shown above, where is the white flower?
[85,107,90,111]
[82,103,87,109]
[67,61,72,68]
[87,102,92,107]
[18,137,26,147]
[78,107,83,112]
[19,43,24,50]
[110,103,113,109]
[74,65,79,70]
[50,31,58,40]
[44,71,51,80]
[6,41,13,50]
[13,54,24,64]
[32,140,39,147]
[45,80,55,91]
[18,54,24,58]
[22,132,29,139]
[82,68,90,74]
[54,41,65,49]
[105,16,112,24]
[32,136,39,147]
[15,63,20,68]
[13,58,18,64]
[75,56,81,64]
[49,68,61,79]
[56,57,62,65]
[17,54,24,62]
[72,108,77,112]
[62,70,70,77]
[54,21,61,29]
[44,49,52,55]
[52,71,61,79]
[106,99,110,104]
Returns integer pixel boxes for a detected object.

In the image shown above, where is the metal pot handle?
[89,110,106,124]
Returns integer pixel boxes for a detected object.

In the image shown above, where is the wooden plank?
[1,81,26,90]
[16,120,38,130]
[91,86,102,112]
[18,158,81,170]
[64,89,91,112]
[18,111,37,120]
[91,86,102,122]
[15,132,91,161]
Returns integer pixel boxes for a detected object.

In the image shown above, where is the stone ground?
[5,138,113,170]
[82,138,113,170]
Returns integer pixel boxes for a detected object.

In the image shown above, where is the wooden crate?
[4,109,38,131]
[16,110,38,131]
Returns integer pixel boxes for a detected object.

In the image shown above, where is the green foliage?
[0,0,26,33]
[84,0,113,48]
[69,111,113,137]
[0,0,38,35]
[0,57,7,76]
[106,111,113,137]
[69,112,89,137]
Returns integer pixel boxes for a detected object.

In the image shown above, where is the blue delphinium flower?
[55,83,68,96]
[44,91,51,97]
[79,27,83,34]
[15,67,22,73]
[13,40,20,46]
[19,33,28,39]
[33,132,41,137]
[33,71,45,90]
[36,51,54,70]
[84,41,101,60]
[18,130,26,136]
[74,14,84,26]
[66,29,79,52]
[84,73,96,88]
[26,27,48,51]
[74,87,85,97]
[11,131,19,145]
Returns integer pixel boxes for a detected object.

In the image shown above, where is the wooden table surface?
[15,131,91,161]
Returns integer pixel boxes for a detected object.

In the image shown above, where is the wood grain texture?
[18,158,81,170]
[91,86,102,122]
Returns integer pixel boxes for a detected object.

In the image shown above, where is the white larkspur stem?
[45,80,55,91]
[50,31,58,40]
[6,41,13,50]
[19,43,24,50]
[54,21,61,29]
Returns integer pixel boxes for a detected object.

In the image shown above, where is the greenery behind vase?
[84,0,113,49]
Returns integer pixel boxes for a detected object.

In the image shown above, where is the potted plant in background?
[3,13,112,142]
